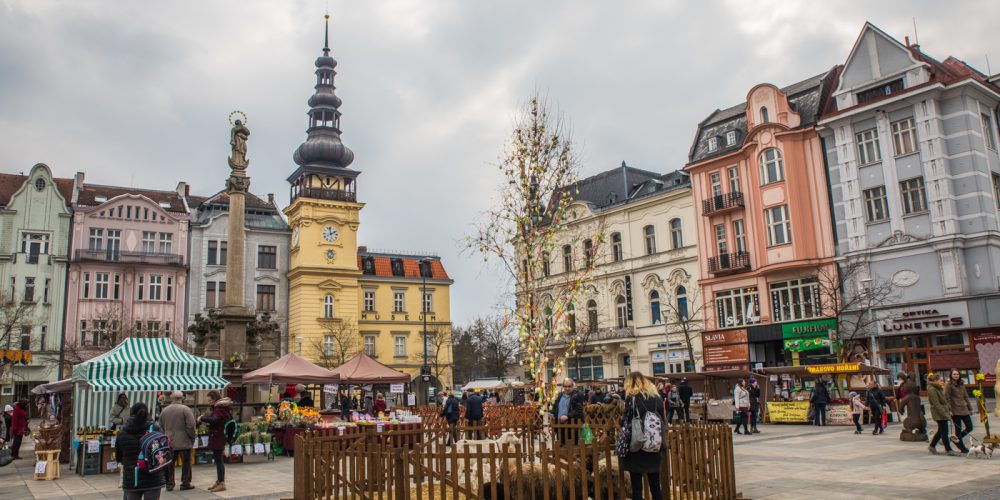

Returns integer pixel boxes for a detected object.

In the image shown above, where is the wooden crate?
[34,450,61,481]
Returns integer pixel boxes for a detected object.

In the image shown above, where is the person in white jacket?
[733,379,750,435]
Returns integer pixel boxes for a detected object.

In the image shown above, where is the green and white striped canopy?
[72,337,228,393]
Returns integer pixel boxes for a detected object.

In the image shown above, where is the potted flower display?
[229,351,246,369]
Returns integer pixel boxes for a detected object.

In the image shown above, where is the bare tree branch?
[309,319,362,369]
[660,287,705,371]
[815,254,900,362]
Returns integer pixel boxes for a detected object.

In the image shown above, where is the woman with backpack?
[621,372,664,500]
[114,402,165,499]
[198,391,232,492]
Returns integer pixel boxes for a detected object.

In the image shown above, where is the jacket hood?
[214,397,233,408]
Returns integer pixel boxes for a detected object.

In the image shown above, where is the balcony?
[702,192,745,215]
[293,187,357,203]
[552,326,635,347]
[708,251,751,275]
[74,249,185,266]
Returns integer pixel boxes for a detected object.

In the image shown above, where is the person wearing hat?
[159,391,196,491]
[1,404,12,444]
[849,391,866,434]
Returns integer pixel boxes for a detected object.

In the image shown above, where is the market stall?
[658,369,766,422]
[70,338,229,475]
[329,353,413,408]
[761,362,891,424]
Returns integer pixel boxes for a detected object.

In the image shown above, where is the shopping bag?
[580,423,594,445]
[880,410,888,428]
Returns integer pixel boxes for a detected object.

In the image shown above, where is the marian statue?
[228,119,250,172]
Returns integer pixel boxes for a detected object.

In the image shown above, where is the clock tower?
[284,14,363,357]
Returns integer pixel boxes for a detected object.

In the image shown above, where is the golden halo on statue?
[228,110,248,126]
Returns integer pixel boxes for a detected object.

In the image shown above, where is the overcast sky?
[1,1,998,325]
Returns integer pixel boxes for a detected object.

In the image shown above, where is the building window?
[544,306,552,332]
[34,178,45,191]
[983,113,997,150]
[770,278,821,322]
[82,273,89,299]
[158,233,172,254]
[725,130,737,146]
[707,137,718,152]
[206,281,225,309]
[727,166,740,193]
[899,177,927,214]
[615,295,628,328]
[644,225,656,255]
[113,274,120,300]
[142,232,156,254]
[676,286,689,321]
[583,239,594,268]
[855,128,882,165]
[324,295,335,318]
[105,229,121,261]
[856,78,904,104]
[542,252,550,277]
[650,291,661,325]
[890,118,917,156]
[166,276,173,301]
[393,291,405,313]
[759,148,784,184]
[710,172,722,197]
[23,277,35,303]
[611,233,623,262]
[567,356,604,382]
[21,233,49,264]
[20,325,31,350]
[562,245,573,272]
[364,335,376,357]
[732,219,746,253]
[323,335,335,357]
[149,275,162,301]
[394,336,407,357]
[362,257,375,275]
[587,300,598,333]
[207,240,227,266]
[670,218,683,249]
[715,287,760,328]
[423,292,433,313]
[257,285,276,311]
[567,303,576,333]
[88,228,103,252]
[94,273,109,300]
[391,259,405,277]
[363,290,376,312]
[760,106,769,123]
[764,205,791,246]
[43,278,50,303]
[993,174,1000,210]
[714,223,727,255]
[863,186,889,223]
[257,245,277,269]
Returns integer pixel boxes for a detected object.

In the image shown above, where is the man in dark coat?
[115,403,165,499]
[464,391,485,439]
[678,379,694,422]
[440,390,461,445]
[159,391,196,491]
[550,379,585,444]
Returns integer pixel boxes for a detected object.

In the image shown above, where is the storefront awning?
[761,362,889,377]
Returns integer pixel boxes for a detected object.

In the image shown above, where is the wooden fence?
[293,420,737,499]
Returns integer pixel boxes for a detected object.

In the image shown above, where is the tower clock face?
[322,226,339,242]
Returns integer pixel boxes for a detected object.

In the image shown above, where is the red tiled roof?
[0,173,74,208]
[356,253,450,280]
[76,183,187,213]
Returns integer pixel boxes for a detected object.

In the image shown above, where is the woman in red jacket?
[10,399,29,459]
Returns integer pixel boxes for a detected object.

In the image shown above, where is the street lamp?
[420,258,432,403]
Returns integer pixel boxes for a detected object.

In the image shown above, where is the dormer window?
[95,196,107,203]
[707,137,719,152]
[725,130,737,146]
[390,258,405,277]
[419,260,433,278]
[856,78,904,105]
[362,257,375,275]
[34,178,45,192]
[159,202,171,209]
[760,107,769,123]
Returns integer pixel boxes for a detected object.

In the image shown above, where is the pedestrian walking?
[550,379,585,445]
[748,378,761,433]
[678,378,693,422]
[811,379,830,426]
[733,379,750,435]
[9,400,28,460]
[621,372,664,500]
[945,368,974,450]
[865,380,887,435]
[465,390,485,439]
[440,390,460,445]
[197,390,232,492]
[114,402,165,499]
[159,391,196,491]
[849,392,866,434]
[927,373,960,456]
[666,385,682,424]
[110,393,130,430]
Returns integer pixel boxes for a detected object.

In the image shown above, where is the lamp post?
[420,258,432,403]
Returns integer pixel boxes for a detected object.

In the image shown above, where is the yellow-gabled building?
[284,18,453,396]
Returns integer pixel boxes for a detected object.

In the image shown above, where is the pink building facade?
[63,173,190,361]
[685,70,840,370]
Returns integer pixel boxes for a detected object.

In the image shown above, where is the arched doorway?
[410,374,443,405]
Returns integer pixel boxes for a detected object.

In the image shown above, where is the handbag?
[580,423,594,445]
[0,446,12,467]
[615,406,632,458]
[629,397,647,453]
[807,404,815,421]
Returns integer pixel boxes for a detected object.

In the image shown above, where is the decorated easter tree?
[469,94,603,408]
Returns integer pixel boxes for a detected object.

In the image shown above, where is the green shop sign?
[781,318,837,353]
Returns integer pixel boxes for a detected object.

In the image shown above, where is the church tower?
[284,15,363,358]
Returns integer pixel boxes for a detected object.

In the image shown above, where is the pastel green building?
[0,164,73,409]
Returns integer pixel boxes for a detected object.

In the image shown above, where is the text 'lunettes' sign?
[880,304,966,334]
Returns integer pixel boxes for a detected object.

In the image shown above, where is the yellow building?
[284,19,453,396]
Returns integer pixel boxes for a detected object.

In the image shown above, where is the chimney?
[176,181,188,198]
[72,172,85,204]
[358,246,368,253]
[905,36,910,46]
[267,193,275,205]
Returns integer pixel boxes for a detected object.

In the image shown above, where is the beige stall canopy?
[328,353,411,385]
[242,352,341,385]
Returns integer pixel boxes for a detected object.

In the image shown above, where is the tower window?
[34,178,45,191]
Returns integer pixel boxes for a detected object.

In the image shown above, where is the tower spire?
[323,13,330,56]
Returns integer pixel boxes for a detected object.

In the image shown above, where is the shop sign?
[668,350,689,361]
[704,343,749,366]
[827,404,853,426]
[781,318,837,338]
[805,362,860,375]
[651,351,667,362]
[971,331,1000,383]
[767,401,810,423]
[702,329,748,346]
[784,336,832,353]
[878,302,967,335]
